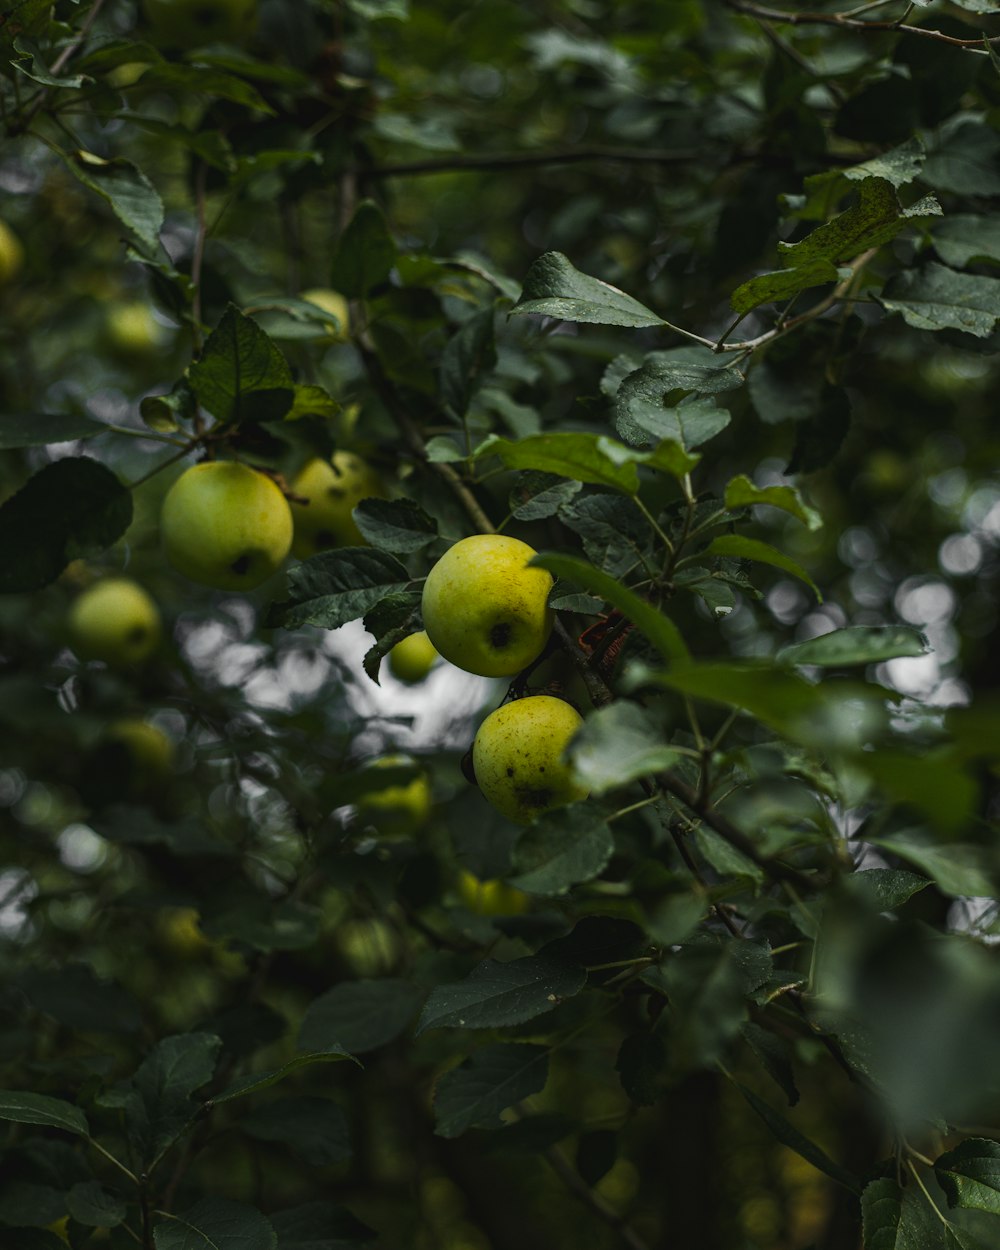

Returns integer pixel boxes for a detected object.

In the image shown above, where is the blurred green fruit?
[0,218,24,284]
[68,578,161,666]
[457,869,529,915]
[473,695,587,824]
[161,461,293,590]
[389,631,439,683]
[337,917,399,976]
[107,301,160,355]
[422,534,553,677]
[288,451,385,559]
[107,61,152,88]
[142,0,256,48]
[357,756,432,835]
[300,287,350,341]
[104,719,174,792]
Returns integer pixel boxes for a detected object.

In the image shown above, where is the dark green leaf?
[128,1032,221,1159]
[871,831,995,898]
[778,625,929,667]
[474,432,640,494]
[60,148,163,251]
[616,1030,667,1105]
[509,471,583,520]
[705,535,821,600]
[141,382,197,433]
[0,412,105,448]
[879,263,1000,338]
[331,200,396,298]
[352,498,438,553]
[417,957,587,1033]
[923,122,1000,196]
[440,306,497,417]
[17,965,140,1034]
[0,457,133,593]
[213,1049,356,1105]
[299,980,423,1055]
[266,549,410,631]
[568,702,682,794]
[362,590,424,684]
[66,1182,127,1228]
[936,1139,1000,1214]
[511,251,666,328]
[724,475,821,530]
[189,306,294,425]
[270,1201,376,1250]
[846,870,930,911]
[153,1198,276,1250]
[509,805,614,896]
[742,1022,799,1106]
[932,214,1000,269]
[434,1043,548,1138]
[0,1091,89,1137]
[240,1097,351,1166]
[738,1084,861,1193]
[531,552,690,664]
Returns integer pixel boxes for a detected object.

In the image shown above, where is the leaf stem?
[87,1137,139,1185]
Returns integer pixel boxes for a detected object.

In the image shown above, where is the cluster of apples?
[421,534,588,826]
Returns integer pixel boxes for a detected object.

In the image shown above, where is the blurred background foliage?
[2,1,1000,1249]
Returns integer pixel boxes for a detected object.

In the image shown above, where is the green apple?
[356,756,432,835]
[0,219,24,284]
[107,61,152,88]
[473,695,588,825]
[288,451,385,559]
[104,719,174,792]
[68,577,161,665]
[388,631,439,684]
[161,461,293,590]
[142,0,256,48]
[457,869,529,915]
[421,534,553,678]
[300,287,350,341]
[107,301,161,355]
[337,917,399,976]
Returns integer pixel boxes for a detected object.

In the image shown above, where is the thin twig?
[361,147,700,179]
[190,162,208,360]
[724,0,1000,53]
[543,1143,652,1250]
[13,0,109,131]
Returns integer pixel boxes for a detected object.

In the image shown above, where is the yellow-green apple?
[0,219,24,284]
[288,451,384,558]
[337,917,399,976]
[356,755,432,835]
[68,578,161,665]
[421,534,553,677]
[107,301,161,355]
[388,631,439,684]
[472,695,588,824]
[104,719,174,793]
[300,287,350,341]
[143,0,256,48]
[457,869,529,915]
[161,461,293,590]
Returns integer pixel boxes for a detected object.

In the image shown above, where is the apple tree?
[2,1,1000,1248]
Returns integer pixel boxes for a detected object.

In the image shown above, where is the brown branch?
[724,0,1000,52]
[359,147,700,179]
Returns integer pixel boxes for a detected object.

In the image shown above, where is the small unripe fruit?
[457,870,529,915]
[68,578,161,666]
[421,534,553,678]
[300,288,350,341]
[388,631,438,684]
[161,461,293,590]
[0,219,24,284]
[356,756,432,835]
[473,695,588,825]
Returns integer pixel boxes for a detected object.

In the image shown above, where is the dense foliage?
[3,1,1000,1248]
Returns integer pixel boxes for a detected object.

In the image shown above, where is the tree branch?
[723,0,1000,52]
[542,1143,652,1250]
[359,147,700,179]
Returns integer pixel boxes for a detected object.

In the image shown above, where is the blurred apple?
[457,870,529,916]
[68,578,161,666]
[337,916,399,976]
[356,756,432,835]
[388,631,439,684]
[107,301,161,355]
[300,287,350,341]
[0,219,23,284]
[288,451,385,558]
